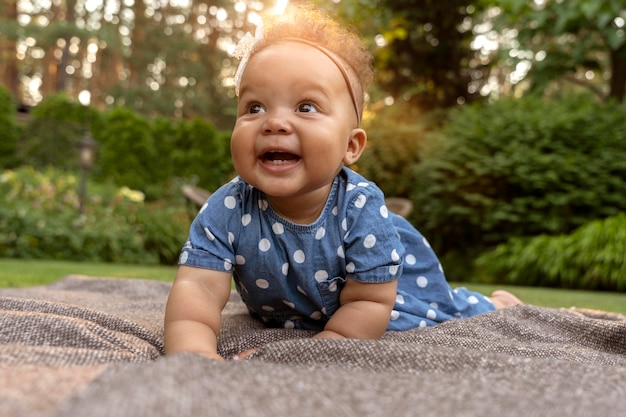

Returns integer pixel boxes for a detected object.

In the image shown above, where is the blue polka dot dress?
[179,167,495,331]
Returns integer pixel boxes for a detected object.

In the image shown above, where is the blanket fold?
[1,275,625,417]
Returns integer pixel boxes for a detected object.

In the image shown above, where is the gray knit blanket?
[1,275,625,417]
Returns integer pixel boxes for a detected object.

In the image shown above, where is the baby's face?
[231,41,362,203]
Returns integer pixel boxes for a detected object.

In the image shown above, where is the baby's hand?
[231,347,257,360]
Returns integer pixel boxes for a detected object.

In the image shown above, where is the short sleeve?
[178,181,242,273]
[341,180,404,283]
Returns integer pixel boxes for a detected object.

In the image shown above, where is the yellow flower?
[117,186,145,203]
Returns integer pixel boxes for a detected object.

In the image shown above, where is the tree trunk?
[0,0,20,102]
[609,45,626,103]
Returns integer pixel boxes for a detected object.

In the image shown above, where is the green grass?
[452,282,626,316]
[0,259,624,316]
[0,258,177,287]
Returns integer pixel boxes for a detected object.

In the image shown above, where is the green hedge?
[17,93,101,171]
[408,94,626,257]
[475,213,626,292]
[6,94,234,201]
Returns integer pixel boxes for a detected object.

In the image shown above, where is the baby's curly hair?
[250,4,374,123]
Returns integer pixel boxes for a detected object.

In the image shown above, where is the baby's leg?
[489,290,523,309]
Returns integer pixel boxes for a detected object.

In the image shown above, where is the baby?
[164,5,520,361]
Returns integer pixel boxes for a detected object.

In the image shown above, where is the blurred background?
[0,0,625,292]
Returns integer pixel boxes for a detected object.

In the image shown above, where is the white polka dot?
[314,270,328,283]
[389,265,399,275]
[315,227,326,240]
[355,194,366,208]
[293,250,305,263]
[346,183,356,191]
[328,281,338,292]
[341,218,348,231]
[405,254,416,265]
[321,307,327,315]
[204,227,215,241]
[380,205,389,218]
[391,249,400,262]
[283,300,295,309]
[281,263,289,275]
[357,182,369,187]
[258,199,269,210]
[430,302,439,309]
[199,202,208,213]
[332,206,338,216]
[255,279,269,289]
[228,232,235,245]
[468,296,479,304]
[284,320,295,329]
[310,311,322,320]
[179,252,188,264]
[297,285,307,295]
[419,320,427,328]
[417,276,428,288]
[241,214,251,226]
[258,238,271,252]
[337,246,345,258]
[261,305,274,312]
[272,222,284,234]
[422,237,431,248]
[438,263,444,273]
[235,255,246,265]
[390,310,400,320]
[363,234,376,248]
[346,262,355,273]
[426,309,437,320]
[396,294,405,304]
[224,196,236,209]
[223,259,232,271]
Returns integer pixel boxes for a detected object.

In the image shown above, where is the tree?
[0,0,19,101]
[486,0,626,102]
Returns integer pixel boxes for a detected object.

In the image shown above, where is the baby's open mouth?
[261,151,301,164]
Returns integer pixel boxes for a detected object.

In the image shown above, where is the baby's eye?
[249,103,265,114]
[296,103,318,113]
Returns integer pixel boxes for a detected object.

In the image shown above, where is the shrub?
[475,213,626,292]
[170,117,234,192]
[0,167,189,265]
[96,107,156,194]
[408,94,626,258]
[17,94,100,170]
[357,101,445,198]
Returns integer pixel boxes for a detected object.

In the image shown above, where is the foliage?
[408,94,626,258]
[0,86,20,169]
[315,0,490,110]
[170,117,234,193]
[17,93,101,170]
[475,213,626,292]
[357,101,445,198]
[487,0,626,101]
[6,94,234,201]
[0,166,189,265]
[95,106,156,195]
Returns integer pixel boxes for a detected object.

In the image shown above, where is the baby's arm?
[314,278,397,340]
[164,265,232,360]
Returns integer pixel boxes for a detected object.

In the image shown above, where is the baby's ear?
[343,128,367,165]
